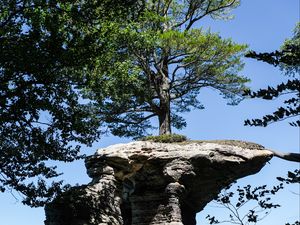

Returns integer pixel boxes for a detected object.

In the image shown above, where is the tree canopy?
[0,0,256,207]
[244,23,300,127]
[83,0,249,138]
[0,0,143,206]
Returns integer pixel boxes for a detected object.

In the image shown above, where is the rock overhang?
[45,140,274,225]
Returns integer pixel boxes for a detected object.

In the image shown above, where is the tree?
[205,170,300,225]
[244,23,300,127]
[206,182,283,225]
[206,23,300,225]
[243,23,300,161]
[0,0,143,206]
[84,0,249,138]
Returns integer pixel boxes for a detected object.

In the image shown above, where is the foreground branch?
[267,149,300,162]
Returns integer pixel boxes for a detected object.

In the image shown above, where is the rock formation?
[44,140,273,225]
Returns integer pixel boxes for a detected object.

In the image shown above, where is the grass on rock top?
[140,134,265,149]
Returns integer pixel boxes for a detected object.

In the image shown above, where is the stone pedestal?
[45,165,123,225]
[45,140,273,225]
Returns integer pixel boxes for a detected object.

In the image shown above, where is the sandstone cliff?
[45,140,273,225]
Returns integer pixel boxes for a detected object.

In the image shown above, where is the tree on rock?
[85,0,249,137]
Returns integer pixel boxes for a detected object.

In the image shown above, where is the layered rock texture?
[45,140,273,225]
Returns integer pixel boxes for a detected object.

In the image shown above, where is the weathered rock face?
[45,140,273,225]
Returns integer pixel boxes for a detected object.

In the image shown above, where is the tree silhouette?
[244,23,300,127]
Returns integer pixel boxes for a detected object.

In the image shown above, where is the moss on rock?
[140,134,188,143]
[141,135,264,150]
[191,140,265,150]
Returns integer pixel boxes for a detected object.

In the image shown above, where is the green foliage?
[85,0,249,137]
[140,134,187,143]
[244,23,300,127]
[0,0,248,207]
[0,0,143,206]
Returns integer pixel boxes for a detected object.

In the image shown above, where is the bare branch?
[168,52,191,64]
[190,0,238,30]
[267,149,300,163]
[172,0,238,31]
[163,0,173,16]
[111,113,157,125]
[124,106,154,113]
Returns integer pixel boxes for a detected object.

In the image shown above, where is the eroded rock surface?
[45,140,273,225]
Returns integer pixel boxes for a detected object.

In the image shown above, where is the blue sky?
[0,0,299,224]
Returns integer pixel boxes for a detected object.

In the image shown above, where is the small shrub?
[140,134,187,143]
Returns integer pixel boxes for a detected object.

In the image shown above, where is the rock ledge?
[45,140,272,225]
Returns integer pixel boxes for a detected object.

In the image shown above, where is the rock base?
[45,140,272,225]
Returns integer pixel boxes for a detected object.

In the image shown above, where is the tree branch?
[184,0,238,31]
[266,149,300,162]
[111,113,157,125]
[163,0,173,16]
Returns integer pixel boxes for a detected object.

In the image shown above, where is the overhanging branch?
[266,149,300,163]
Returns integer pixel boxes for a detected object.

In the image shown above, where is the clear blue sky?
[0,0,299,224]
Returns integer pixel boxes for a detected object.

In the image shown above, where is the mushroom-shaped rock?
[45,140,273,225]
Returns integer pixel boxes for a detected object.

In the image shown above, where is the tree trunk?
[158,76,171,135]
[158,52,171,135]
[158,101,171,135]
